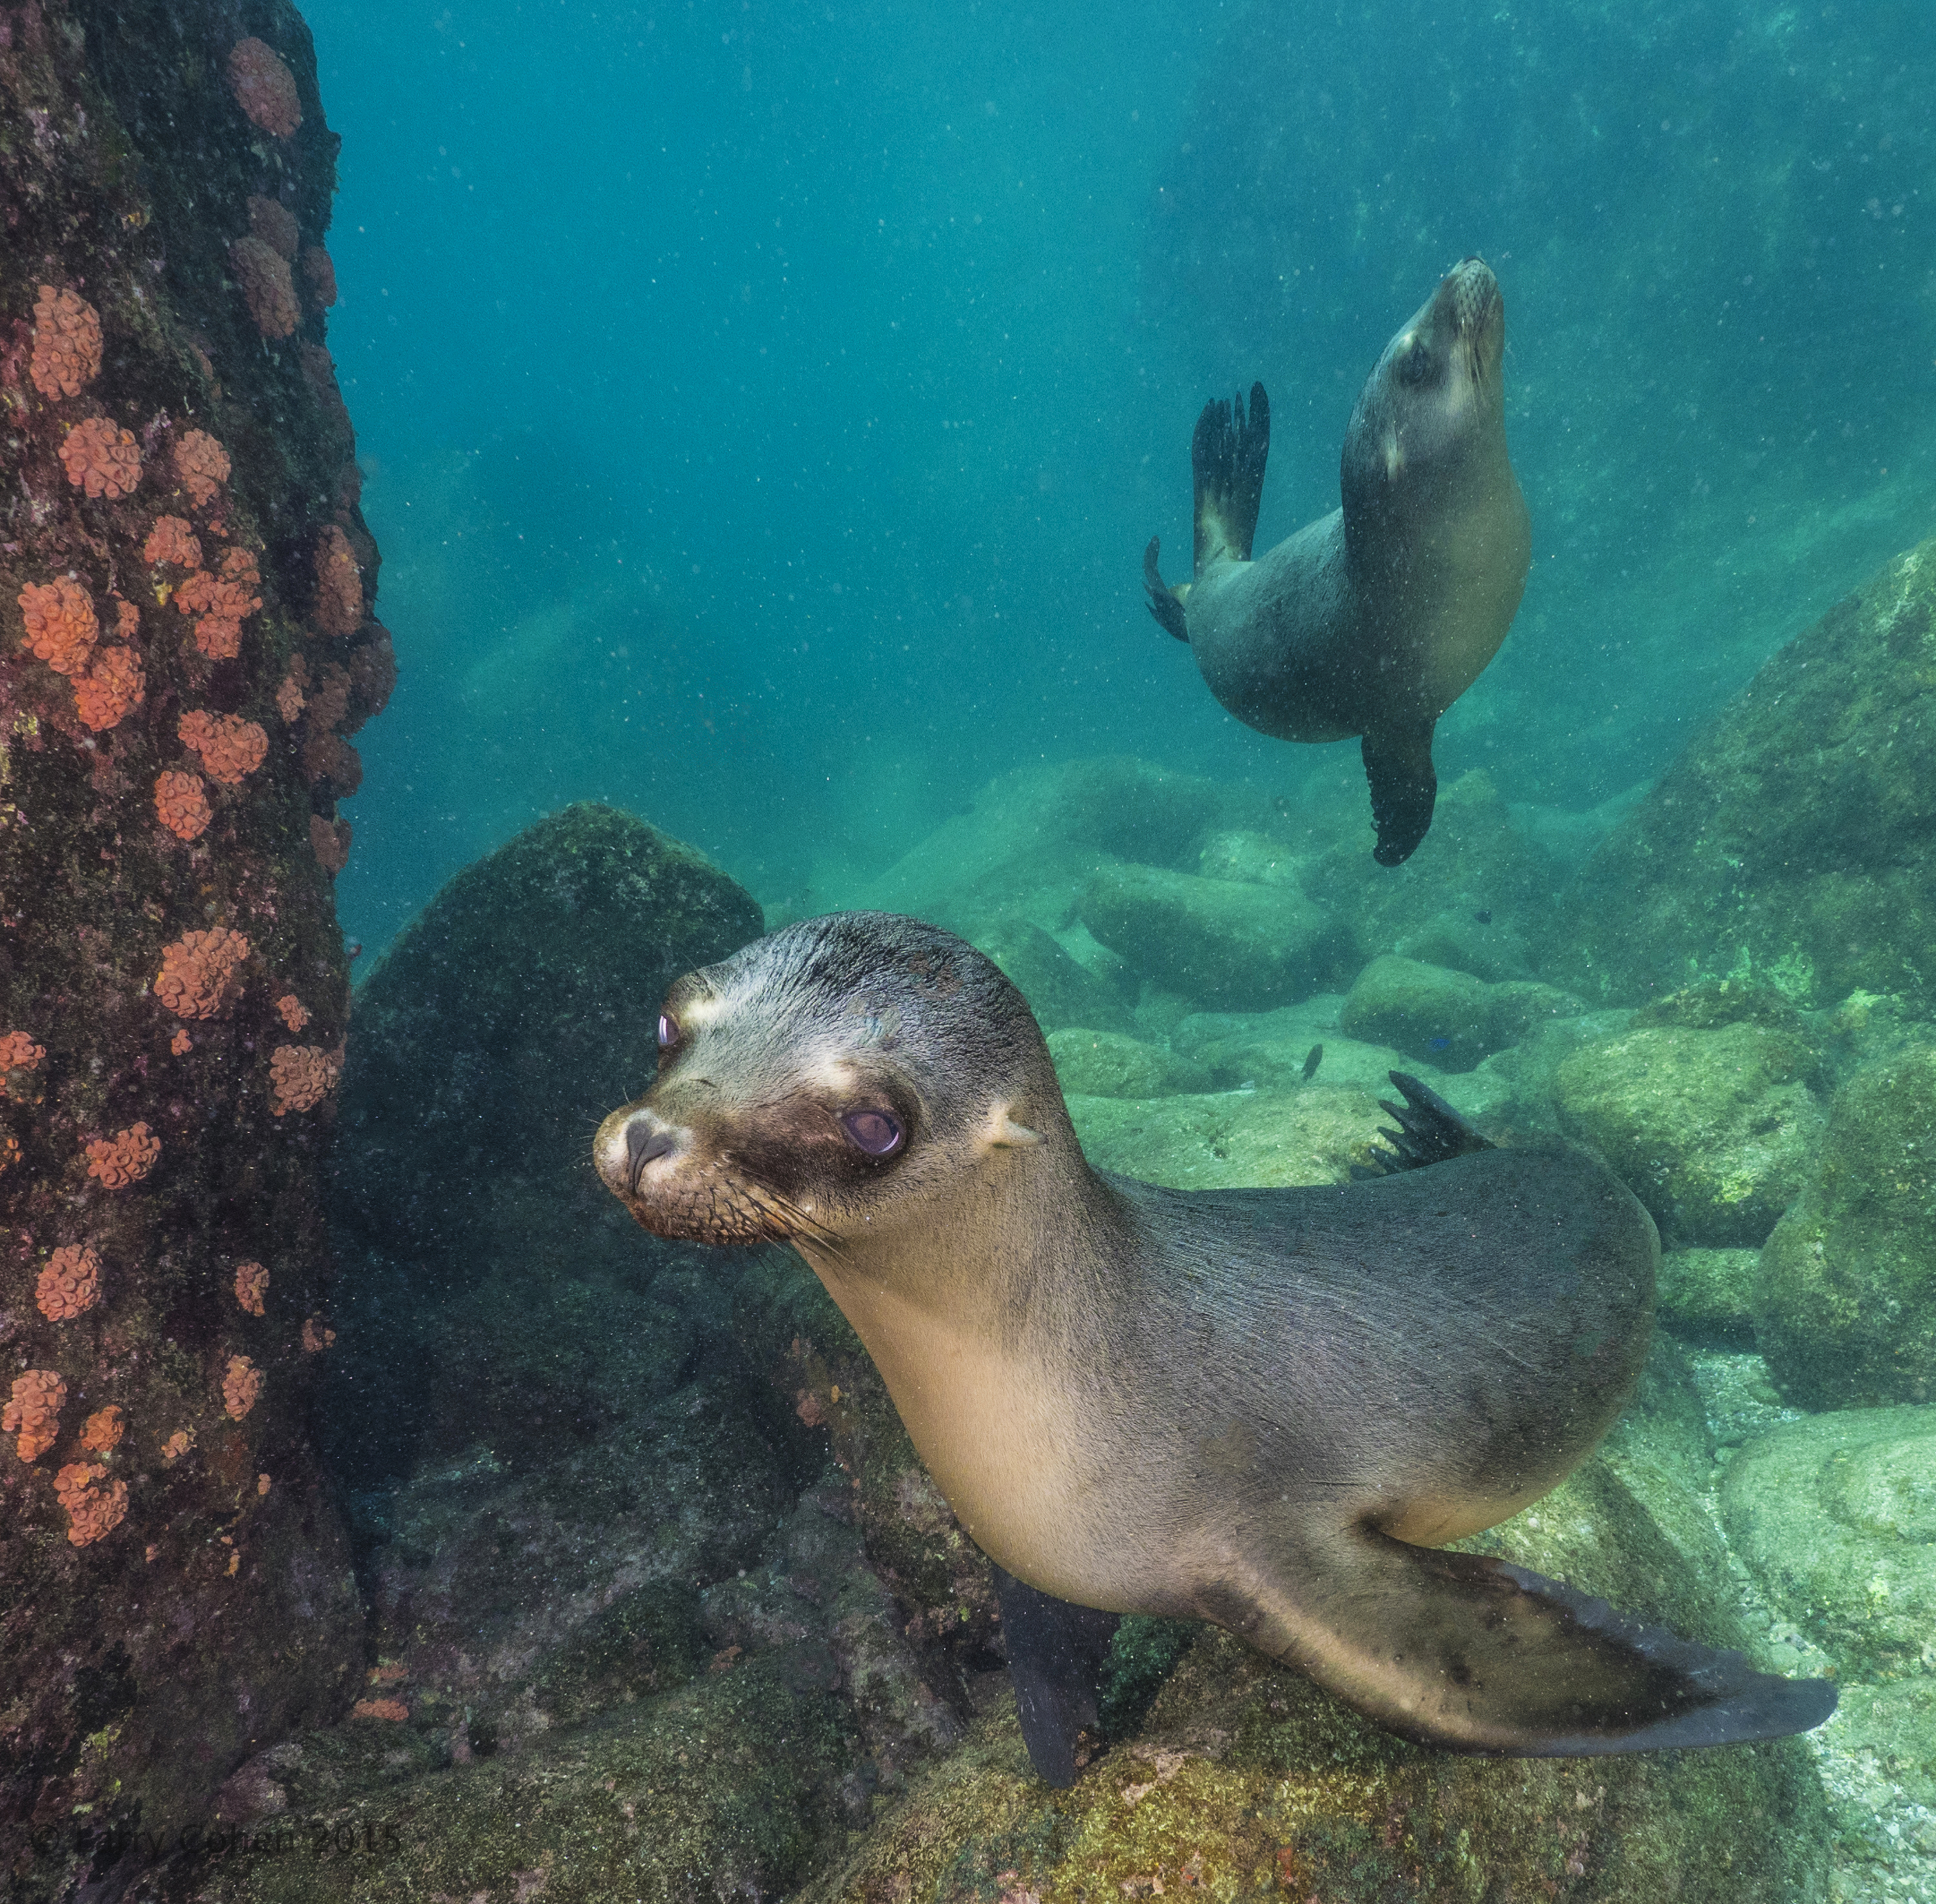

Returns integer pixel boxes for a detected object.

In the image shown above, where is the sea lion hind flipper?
[1143,536,1191,643]
[994,1563,1123,1787]
[1191,381,1269,576]
[1216,1525,1837,1756]
[1351,1071,1493,1179]
[1362,719,1438,866]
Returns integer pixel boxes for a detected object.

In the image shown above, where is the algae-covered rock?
[1657,1247,1759,1342]
[1395,905,1534,982]
[1195,827,1309,888]
[1720,1405,1936,1683]
[1069,1086,1388,1188]
[188,1647,860,1904]
[803,1438,1828,1904]
[969,915,1133,1035]
[1755,1045,1936,1407]
[1045,1027,1206,1098]
[1551,1021,1824,1246]
[1080,863,1351,1009]
[328,803,764,1485]
[1341,954,1498,1070]
[1549,537,1936,1013]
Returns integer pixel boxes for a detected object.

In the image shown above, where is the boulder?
[1195,827,1309,887]
[1755,1045,1936,1407]
[1656,1248,1759,1343]
[1338,955,1491,1071]
[1045,1028,1207,1098]
[328,803,767,1487]
[1080,864,1352,1009]
[967,914,1133,1035]
[1551,1022,1824,1246]
[1720,1405,1936,1682]
[1548,536,1936,1014]
[1069,1086,1391,1189]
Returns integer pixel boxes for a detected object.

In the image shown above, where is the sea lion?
[1145,257,1532,866]
[593,913,1835,1785]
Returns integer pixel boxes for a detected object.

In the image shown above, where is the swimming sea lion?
[593,913,1835,1784]
[1145,257,1531,866]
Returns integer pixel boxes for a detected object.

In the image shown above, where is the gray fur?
[1146,257,1533,867]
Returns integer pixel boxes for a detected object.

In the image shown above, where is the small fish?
[1429,1036,1452,1051]
[1301,1043,1324,1081]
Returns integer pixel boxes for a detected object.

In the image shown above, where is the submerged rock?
[1068,1086,1391,1189]
[1657,1247,1760,1343]
[1079,863,1353,1010]
[1755,1044,1936,1407]
[1551,1021,1824,1246]
[1339,954,1579,1074]
[1720,1405,1936,1683]
[969,914,1133,1035]
[1045,1027,1206,1098]
[1549,536,1936,1014]
[328,802,765,1486]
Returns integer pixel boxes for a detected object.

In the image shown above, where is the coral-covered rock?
[17,575,99,675]
[1552,1022,1824,1246]
[179,707,269,783]
[312,521,363,634]
[29,286,103,399]
[59,415,142,497]
[229,234,301,338]
[1755,1045,1936,1407]
[301,243,338,308]
[172,427,232,507]
[227,35,302,138]
[1549,537,1936,1013]
[1,0,378,1863]
[153,768,213,842]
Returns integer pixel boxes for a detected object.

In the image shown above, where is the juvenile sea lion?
[1145,257,1531,866]
[594,914,1835,1784]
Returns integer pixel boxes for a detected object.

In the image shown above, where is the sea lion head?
[1342,256,1509,522]
[594,912,1062,1250]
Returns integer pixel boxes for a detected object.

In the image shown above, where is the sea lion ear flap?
[978,1099,1044,1152]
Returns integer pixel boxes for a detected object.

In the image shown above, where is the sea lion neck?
[792,1111,1131,1342]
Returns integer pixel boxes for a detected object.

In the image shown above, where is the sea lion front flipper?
[1361,718,1438,866]
[1350,1070,1493,1179]
[1143,537,1191,643]
[1209,1522,1837,1757]
[994,1563,1123,1787]
[1191,381,1269,576]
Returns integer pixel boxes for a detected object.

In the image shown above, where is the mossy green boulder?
[1338,954,1575,1072]
[1079,864,1352,1009]
[1045,1027,1205,1097]
[1068,1085,1388,1189]
[1720,1405,1936,1682]
[1657,1247,1760,1341]
[1551,1021,1824,1245]
[1755,1044,1936,1407]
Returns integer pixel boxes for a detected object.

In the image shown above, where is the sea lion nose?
[625,1116,678,1190]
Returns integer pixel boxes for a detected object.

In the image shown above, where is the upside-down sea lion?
[593,913,1834,1785]
[1145,257,1531,866]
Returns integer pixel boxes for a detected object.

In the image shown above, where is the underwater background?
[310,0,1936,953]
[3,0,1935,1898]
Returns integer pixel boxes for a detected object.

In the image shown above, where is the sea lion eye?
[842,1108,904,1157]
[658,1012,680,1051]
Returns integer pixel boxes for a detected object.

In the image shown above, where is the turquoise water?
[307,0,1936,955]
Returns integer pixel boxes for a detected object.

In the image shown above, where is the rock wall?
[0,0,388,1879]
